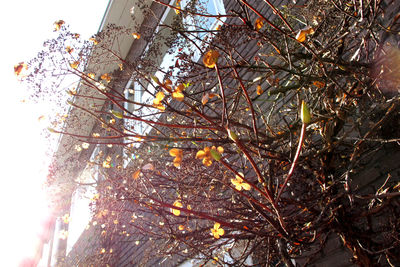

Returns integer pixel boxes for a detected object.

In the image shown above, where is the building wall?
[60,0,400,266]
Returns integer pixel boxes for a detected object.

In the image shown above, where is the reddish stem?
[152,0,235,19]
[239,0,286,35]
[146,196,260,236]
[219,159,273,214]
[262,0,294,33]
[123,114,219,130]
[276,123,307,203]
[231,66,259,145]
[215,64,228,127]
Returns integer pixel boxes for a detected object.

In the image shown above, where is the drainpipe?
[50,217,69,266]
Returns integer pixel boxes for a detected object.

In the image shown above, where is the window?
[122,0,226,165]
[181,0,226,61]
[66,145,100,254]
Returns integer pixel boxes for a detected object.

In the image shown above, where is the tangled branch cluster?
[24,0,400,266]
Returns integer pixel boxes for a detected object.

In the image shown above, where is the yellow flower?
[203,50,219,68]
[164,79,173,91]
[196,146,224,166]
[102,156,112,168]
[171,200,183,216]
[62,214,70,224]
[153,91,165,111]
[70,61,80,69]
[172,83,184,101]
[231,172,251,191]
[65,46,74,54]
[14,62,28,78]
[175,0,181,14]
[255,17,264,31]
[91,193,100,201]
[89,37,99,45]
[54,20,65,31]
[103,161,111,168]
[211,222,224,239]
[154,104,165,111]
[295,26,315,43]
[212,256,219,264]
[256,85,263,95]
[101,73,112,83]
[132,169,141,179]
[172,90,184,101]
[201,92,218,105]
[169,148,183,167]
[132,32,141,39]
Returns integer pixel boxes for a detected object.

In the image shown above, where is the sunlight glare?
[0,0,110,265]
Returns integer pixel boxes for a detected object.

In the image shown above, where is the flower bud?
[111,110,124,119]
[227,129,238,141]
[151,76,160,84]
[300,100,311,124]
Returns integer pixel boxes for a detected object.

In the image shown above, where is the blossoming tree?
[22,1,400,266]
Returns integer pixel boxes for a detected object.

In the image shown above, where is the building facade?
[44,0,400,266]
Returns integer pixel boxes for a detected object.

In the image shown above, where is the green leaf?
[227,129,238,141]
[210,149,222,161]
[111,110,124,119]
[47,127,56,133]
[151,76,160,84]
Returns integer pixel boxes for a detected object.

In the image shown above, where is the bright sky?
[0,0,109,266]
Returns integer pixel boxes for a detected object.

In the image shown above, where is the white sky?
[0,0,109,266]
